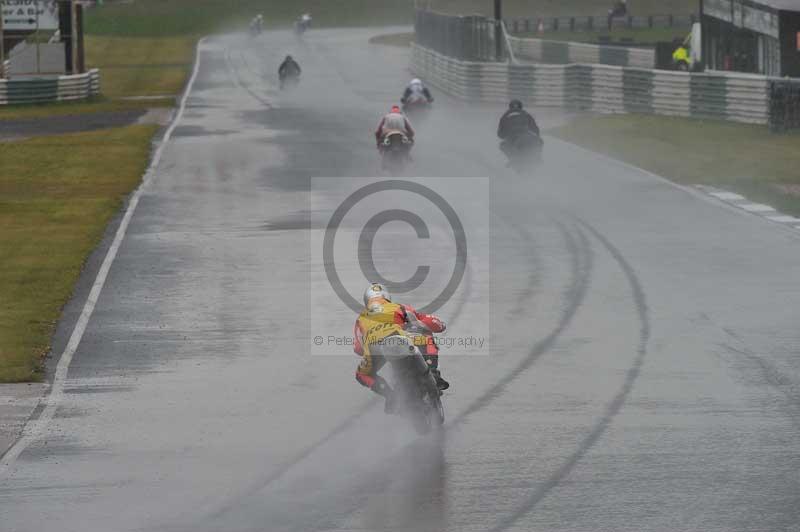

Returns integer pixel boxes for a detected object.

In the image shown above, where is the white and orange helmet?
[363,282,391,306]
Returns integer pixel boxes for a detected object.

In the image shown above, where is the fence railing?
[0,69,100,105]
[411,44,800,130]
[414,9,504,62]
[506,14,698,34]
[508,35,656,69]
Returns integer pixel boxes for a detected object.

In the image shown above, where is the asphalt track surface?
[2,28,800,532]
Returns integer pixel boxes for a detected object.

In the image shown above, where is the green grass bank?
[551,115,800,217]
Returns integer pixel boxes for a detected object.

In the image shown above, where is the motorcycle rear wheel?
[412,381,444,435]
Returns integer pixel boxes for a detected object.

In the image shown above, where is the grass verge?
[84,35,196,99]
[0,125,157,382]
[85,0,414,36]
[0,34,194,120]
[550,114,800,216]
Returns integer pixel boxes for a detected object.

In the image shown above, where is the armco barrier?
[507,35,655,69]
[769,80,800,132]
[0,69,101,105]
[411,44,773,125]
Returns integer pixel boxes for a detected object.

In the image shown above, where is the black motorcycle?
[385,322,445,435]
[380,131,413,175]
[502,130,543,173]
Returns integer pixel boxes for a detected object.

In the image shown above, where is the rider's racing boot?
[431,368,449,391]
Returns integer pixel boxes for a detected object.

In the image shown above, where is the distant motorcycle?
[294,14,311,36]
[502,130,543,173]
[384,319,445,435]
[380,130,413,174]
[248,15,264,38]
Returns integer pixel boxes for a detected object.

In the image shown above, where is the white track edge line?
[0,37,206,477]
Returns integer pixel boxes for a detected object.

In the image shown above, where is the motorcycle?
[294,16,311,37]
[402,97,431,122]
[248,17,263,38]
[384,319,445,435]
[380,130,413,174]
[502,130,543,173]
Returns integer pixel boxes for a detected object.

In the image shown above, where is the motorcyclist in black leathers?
[278,55,301,83]
[497,99,540,157]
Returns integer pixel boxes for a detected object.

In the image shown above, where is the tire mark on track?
[719,330,800,430]
[488,217,650,532]
[207,399,372,521]
[224,47,272,108]
[505,219,542,320]
[451,218,592,424]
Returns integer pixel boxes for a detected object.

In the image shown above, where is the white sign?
[1,0,59,31]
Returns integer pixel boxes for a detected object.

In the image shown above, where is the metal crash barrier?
[769,81,800,132]
[0,69,100,105]
[412,10,800,133]
[414,9,504,62]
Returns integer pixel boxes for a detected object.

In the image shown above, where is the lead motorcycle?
[380,130,413,175]
[383,317,445,435]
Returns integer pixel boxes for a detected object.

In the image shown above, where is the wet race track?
[2,28,800,532]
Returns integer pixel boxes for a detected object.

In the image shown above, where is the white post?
[36,2,41,74]
[501,20,517,64]
[70,0,77,74]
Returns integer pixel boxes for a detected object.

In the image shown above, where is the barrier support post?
[0,8,5,78]
[70,0,78,74]
[494,0,503,61]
